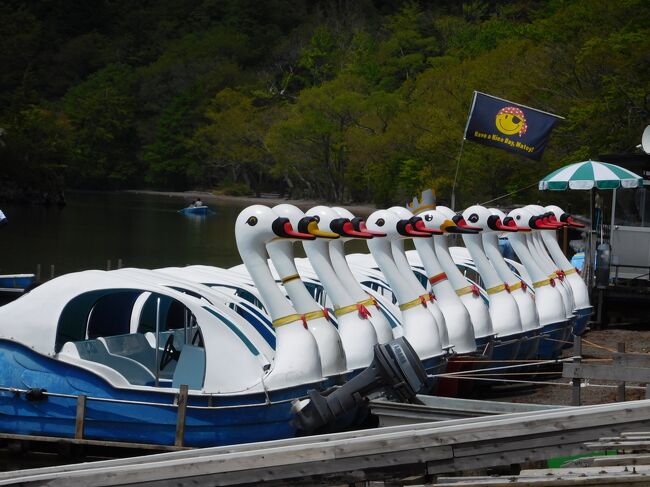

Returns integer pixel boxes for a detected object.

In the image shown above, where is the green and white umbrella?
[539,160,643,191]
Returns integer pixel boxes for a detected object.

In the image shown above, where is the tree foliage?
[1,0,648,208]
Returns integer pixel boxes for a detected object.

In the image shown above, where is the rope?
[435,357,574,377]
[479,181,539,206]
[581,338,617,353]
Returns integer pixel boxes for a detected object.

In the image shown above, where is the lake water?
[0,191,369,278]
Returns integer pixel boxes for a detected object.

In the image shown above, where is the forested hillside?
[1,0,648,207]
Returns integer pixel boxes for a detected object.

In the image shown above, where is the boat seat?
[172,345,205,390]
[68,339,156,386]
[99,333,175,379]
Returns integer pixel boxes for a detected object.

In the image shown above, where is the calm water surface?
[0,191,369,277]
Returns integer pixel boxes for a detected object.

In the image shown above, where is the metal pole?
[155,297,161,387]
[617,342,626,402]
[450,139,466,211]
[572,335,582,406]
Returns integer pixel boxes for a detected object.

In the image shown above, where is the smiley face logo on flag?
[495,106,528,137]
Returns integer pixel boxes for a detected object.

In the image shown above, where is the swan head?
[506,207,540,232]
[307,206,374,239]
[416,206,477,234]
[366,209,430,240]
[331,207,386,237]
[389,206,443,235]
[235,205,315,249]
[273,204,339,239]
[436,205,484,232]
[524,204,564,229]
[462,204,517,233]
[545,205,585,228]
[488,207,528,234]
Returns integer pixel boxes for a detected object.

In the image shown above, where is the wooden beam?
[563,363,650,383]
[175,385,188,447]
[74,395,86,440]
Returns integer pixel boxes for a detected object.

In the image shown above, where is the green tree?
[63,63,140,188]
[190,88,282,194]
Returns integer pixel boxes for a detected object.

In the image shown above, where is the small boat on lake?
[179,205,209,215]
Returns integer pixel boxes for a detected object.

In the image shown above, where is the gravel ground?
[484,324,650,406]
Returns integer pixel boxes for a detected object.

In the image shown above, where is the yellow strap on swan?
[280,273,300,284]
[272,313,303,328]
[533,278,554,289]
[399,294,428,311]
[486,283,509,295]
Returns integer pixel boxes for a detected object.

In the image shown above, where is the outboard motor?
[292,337,428,435]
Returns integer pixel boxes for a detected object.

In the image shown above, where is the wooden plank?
[175,384,188,447]
[563,363,650,382]
[584,440,650,450]
[593,454,650,466]
[9,400,650,486]
[434,475,650,486]
[614,352,650,368]
[519,465,650,476]
[74,395,86,440]
[0,432,188,451]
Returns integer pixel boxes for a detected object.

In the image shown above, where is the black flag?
[464,91,563,160]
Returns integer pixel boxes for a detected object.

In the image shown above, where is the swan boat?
[0,270,327,447]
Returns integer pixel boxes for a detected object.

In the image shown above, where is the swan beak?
[330,218,374,238]
[271,217,315,240]
[413,218,443,235]
[442,219,479,234]
[565,215,585,228]
[307,220,340,239]
[494,216,518,232]
[452,214,483,231]
[351,217,386,237]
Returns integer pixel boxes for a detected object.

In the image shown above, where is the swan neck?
[266,240,320,314]
[239,241,296,319]
[461,234,503,287]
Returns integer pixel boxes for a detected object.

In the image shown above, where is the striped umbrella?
[539,160,643,190]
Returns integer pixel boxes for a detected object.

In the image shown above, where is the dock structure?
[5,398,650,486]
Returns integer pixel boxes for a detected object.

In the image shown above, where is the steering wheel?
[160,334,180,370]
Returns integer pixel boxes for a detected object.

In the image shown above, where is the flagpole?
[450,138,466,211]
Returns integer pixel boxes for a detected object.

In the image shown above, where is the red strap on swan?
[356,304,372,319]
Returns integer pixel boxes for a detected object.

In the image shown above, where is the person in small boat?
[194,198,203,207]
[0,209,6,226]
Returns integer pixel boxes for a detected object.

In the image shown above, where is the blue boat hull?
[0,340,318,447]
[572,307,592,338]
[537,319,571,359]
[179,206,209,215]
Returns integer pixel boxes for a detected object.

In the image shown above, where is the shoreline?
[123,189,378,215]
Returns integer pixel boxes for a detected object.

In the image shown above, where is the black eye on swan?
[424,214,433,222]
[246,216,258,226]
[376,218,385,227]
[468,213,479,223]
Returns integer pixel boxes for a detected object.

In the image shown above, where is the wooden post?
[75,395,87,439]
[562,225,569,256]
[107,259,112,271]
[618,342,626,402]
[572,335,582,406]
[50,264,55,280]
[117,258,123,269]
[175,385,189,447]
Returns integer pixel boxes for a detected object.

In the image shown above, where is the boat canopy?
[0,270,270,393]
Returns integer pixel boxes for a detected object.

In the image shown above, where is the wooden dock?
[5,398,650,486]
